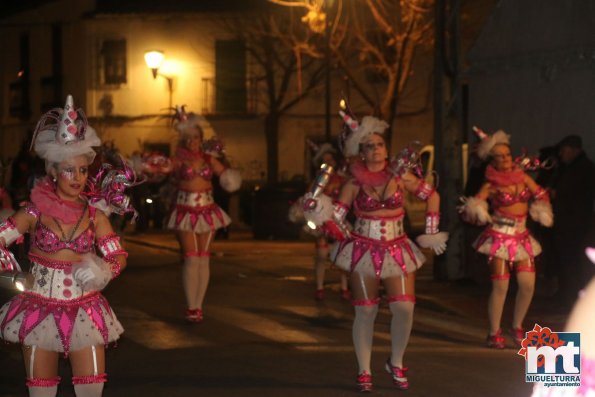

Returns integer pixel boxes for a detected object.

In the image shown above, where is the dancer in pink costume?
[0,95,135,397]
[459,127,553,349]
[305,104,448,392]
[299,141,350,301]
[166,106,241,323]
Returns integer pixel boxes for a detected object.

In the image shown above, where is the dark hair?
[557,135,582,150]
[317,149,339,166]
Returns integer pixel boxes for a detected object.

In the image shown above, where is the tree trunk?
[265,112,280,184]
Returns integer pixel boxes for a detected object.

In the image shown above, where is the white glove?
[73,254,112,292]
[416,231,449,255]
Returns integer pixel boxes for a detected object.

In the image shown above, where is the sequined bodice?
[30,205,96,254]
[33,223,95,254]
[354,187,403,212]
[179,164,213,181]
[491,187,531,208]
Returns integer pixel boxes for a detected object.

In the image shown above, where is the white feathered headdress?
[31,95,100,165]
[473,126,511,160]
[307,139,336,167]
[338,100,389,157]
[172,105,215,140]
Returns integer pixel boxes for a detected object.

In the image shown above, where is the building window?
[101,39,126,85]
[215,40,246,114]
[40,25,63,112]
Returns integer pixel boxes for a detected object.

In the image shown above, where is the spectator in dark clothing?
[551,135,595,308]
[533,146,559,293]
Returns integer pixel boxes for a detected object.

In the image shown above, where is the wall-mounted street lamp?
[144,50,174,109]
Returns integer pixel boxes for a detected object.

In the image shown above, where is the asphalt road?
[0,232,570,396]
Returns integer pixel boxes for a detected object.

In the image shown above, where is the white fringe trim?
[529,200,554,227]
[220,168,242,192]
[303,193,334,227]
[458,196,492,225]
[288,196,305,224]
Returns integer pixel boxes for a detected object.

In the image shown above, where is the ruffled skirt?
[0,292,123,355]
[473,215,541,262]
[167,189,231,233]
[331,215,425,279]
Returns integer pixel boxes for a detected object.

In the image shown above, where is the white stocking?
[183,256,201,309]
[352,305,378,374]
[28,387,58,397]
[26,345,59,397]
[513,271,535,329]
[389,301,414,367]
[74,383,104,397]
[488,279,509,335]
[195,255,210,310]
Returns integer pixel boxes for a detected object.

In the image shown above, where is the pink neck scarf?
[350,160,391,187]
[176,147,203,162]
[30,177,85,224]
[485,165,525,187]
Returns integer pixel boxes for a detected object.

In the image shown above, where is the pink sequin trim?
[72,373,107,385]
[385,294,416,303]
[23,204,41,219]
[26,376,61,387]
[355,213,404,222]
[490,274,510,280]
[106,258,122,279]
[184,251,210,257]
[29,253,75,269]
[97,233,128,259]
[414,181,435,201]
[516,265,535,273]
[352,298,381,306]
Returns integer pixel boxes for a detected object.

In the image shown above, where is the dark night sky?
[0,0,269,19]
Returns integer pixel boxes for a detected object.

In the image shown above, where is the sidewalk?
[122,228,571,340]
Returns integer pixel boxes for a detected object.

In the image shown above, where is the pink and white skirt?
[167,189,231,233]
[331,215,425,279]
[473,215,541,263]
[0,254,123,355]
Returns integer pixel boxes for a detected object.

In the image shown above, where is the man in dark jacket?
[552,135,595,308]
